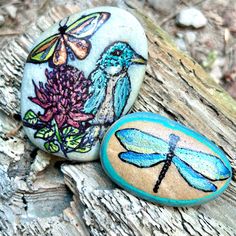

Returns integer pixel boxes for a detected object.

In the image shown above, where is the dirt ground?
[0,0,236,99]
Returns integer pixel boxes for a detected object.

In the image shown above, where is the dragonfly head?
[168,134,180,152]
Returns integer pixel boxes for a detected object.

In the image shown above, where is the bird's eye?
[111,50,122,56]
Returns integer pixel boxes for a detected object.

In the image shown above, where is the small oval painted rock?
[100,112,232,206]
[21,7,147,161]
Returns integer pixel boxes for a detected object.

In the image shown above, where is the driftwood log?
[0,0,236,235]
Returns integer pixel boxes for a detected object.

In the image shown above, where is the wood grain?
[0,1,235,235]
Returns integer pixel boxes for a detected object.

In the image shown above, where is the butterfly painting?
[115,128,231,193]
[27,12,110,66]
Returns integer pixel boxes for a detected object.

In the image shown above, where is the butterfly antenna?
[59,17,69,27]
[64,17,69,26]
[59,20,62,27]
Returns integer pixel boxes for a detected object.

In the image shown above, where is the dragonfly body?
[153,134,180,193]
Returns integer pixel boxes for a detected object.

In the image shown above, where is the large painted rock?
[21,7,147,161]
[100,112,232,206]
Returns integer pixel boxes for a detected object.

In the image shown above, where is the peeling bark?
[0,1,235,235]
[62,163,236,236]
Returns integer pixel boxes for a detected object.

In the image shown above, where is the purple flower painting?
[23,65,94,157]
[30,66,93,128]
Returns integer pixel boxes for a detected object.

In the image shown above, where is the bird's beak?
[131,53,147,65]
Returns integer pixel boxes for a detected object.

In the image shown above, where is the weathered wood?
[0,0,235,235]
[62,163,236,236]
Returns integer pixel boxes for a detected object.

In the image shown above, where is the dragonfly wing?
[115,128,169,154]
[175,148,231,181]
[173,156,217,192]
[66,12,110,39]
[113,76,131,119]
[27,34,59,63]
[119,151,166,168]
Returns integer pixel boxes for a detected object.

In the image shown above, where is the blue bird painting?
[84,41,146,125]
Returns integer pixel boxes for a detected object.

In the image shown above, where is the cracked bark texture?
[0,0,235,235]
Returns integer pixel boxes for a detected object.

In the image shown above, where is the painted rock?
[100,112,232,206]
[21,7,147,161]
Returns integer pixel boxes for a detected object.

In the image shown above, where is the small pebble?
[176,32,184,38]
[4,5,17,19]
[176,8,207,28]
[210,57,225,83]
[0,15,5,26]
[185,31,196,44]
[175,38,187,51]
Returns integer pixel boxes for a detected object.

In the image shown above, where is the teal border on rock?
[100,112,232,207]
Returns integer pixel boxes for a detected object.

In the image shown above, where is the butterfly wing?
[113,76,131,119]
[119,151,167,168]
[115,128,169,154]
[52,37,67,66]
[172,156,217,192]
[65,34,90,60]
[175,148,231,181]
[66,12,110,39]
[27,34,60,63]
[64,12,110,60]
[28,12,110,64]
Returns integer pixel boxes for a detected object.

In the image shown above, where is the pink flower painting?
[23,65,94,157]
[30,65,93,128]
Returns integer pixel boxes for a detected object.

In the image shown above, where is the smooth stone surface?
[21,7,147,161]
[100,112,232,206]
[176,8,207,28]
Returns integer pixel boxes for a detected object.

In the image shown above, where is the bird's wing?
[172,156,217,192]
[83,69,108,115]
[113,76,131,119]
[175,148,231,181]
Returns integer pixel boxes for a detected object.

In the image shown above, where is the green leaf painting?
[44,141,59,153]
[35,127,55,139]
[23,110,38,125]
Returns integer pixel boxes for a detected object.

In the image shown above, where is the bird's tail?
[80,123,110,148]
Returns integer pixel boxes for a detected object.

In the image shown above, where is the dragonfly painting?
[115,128,231,193]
